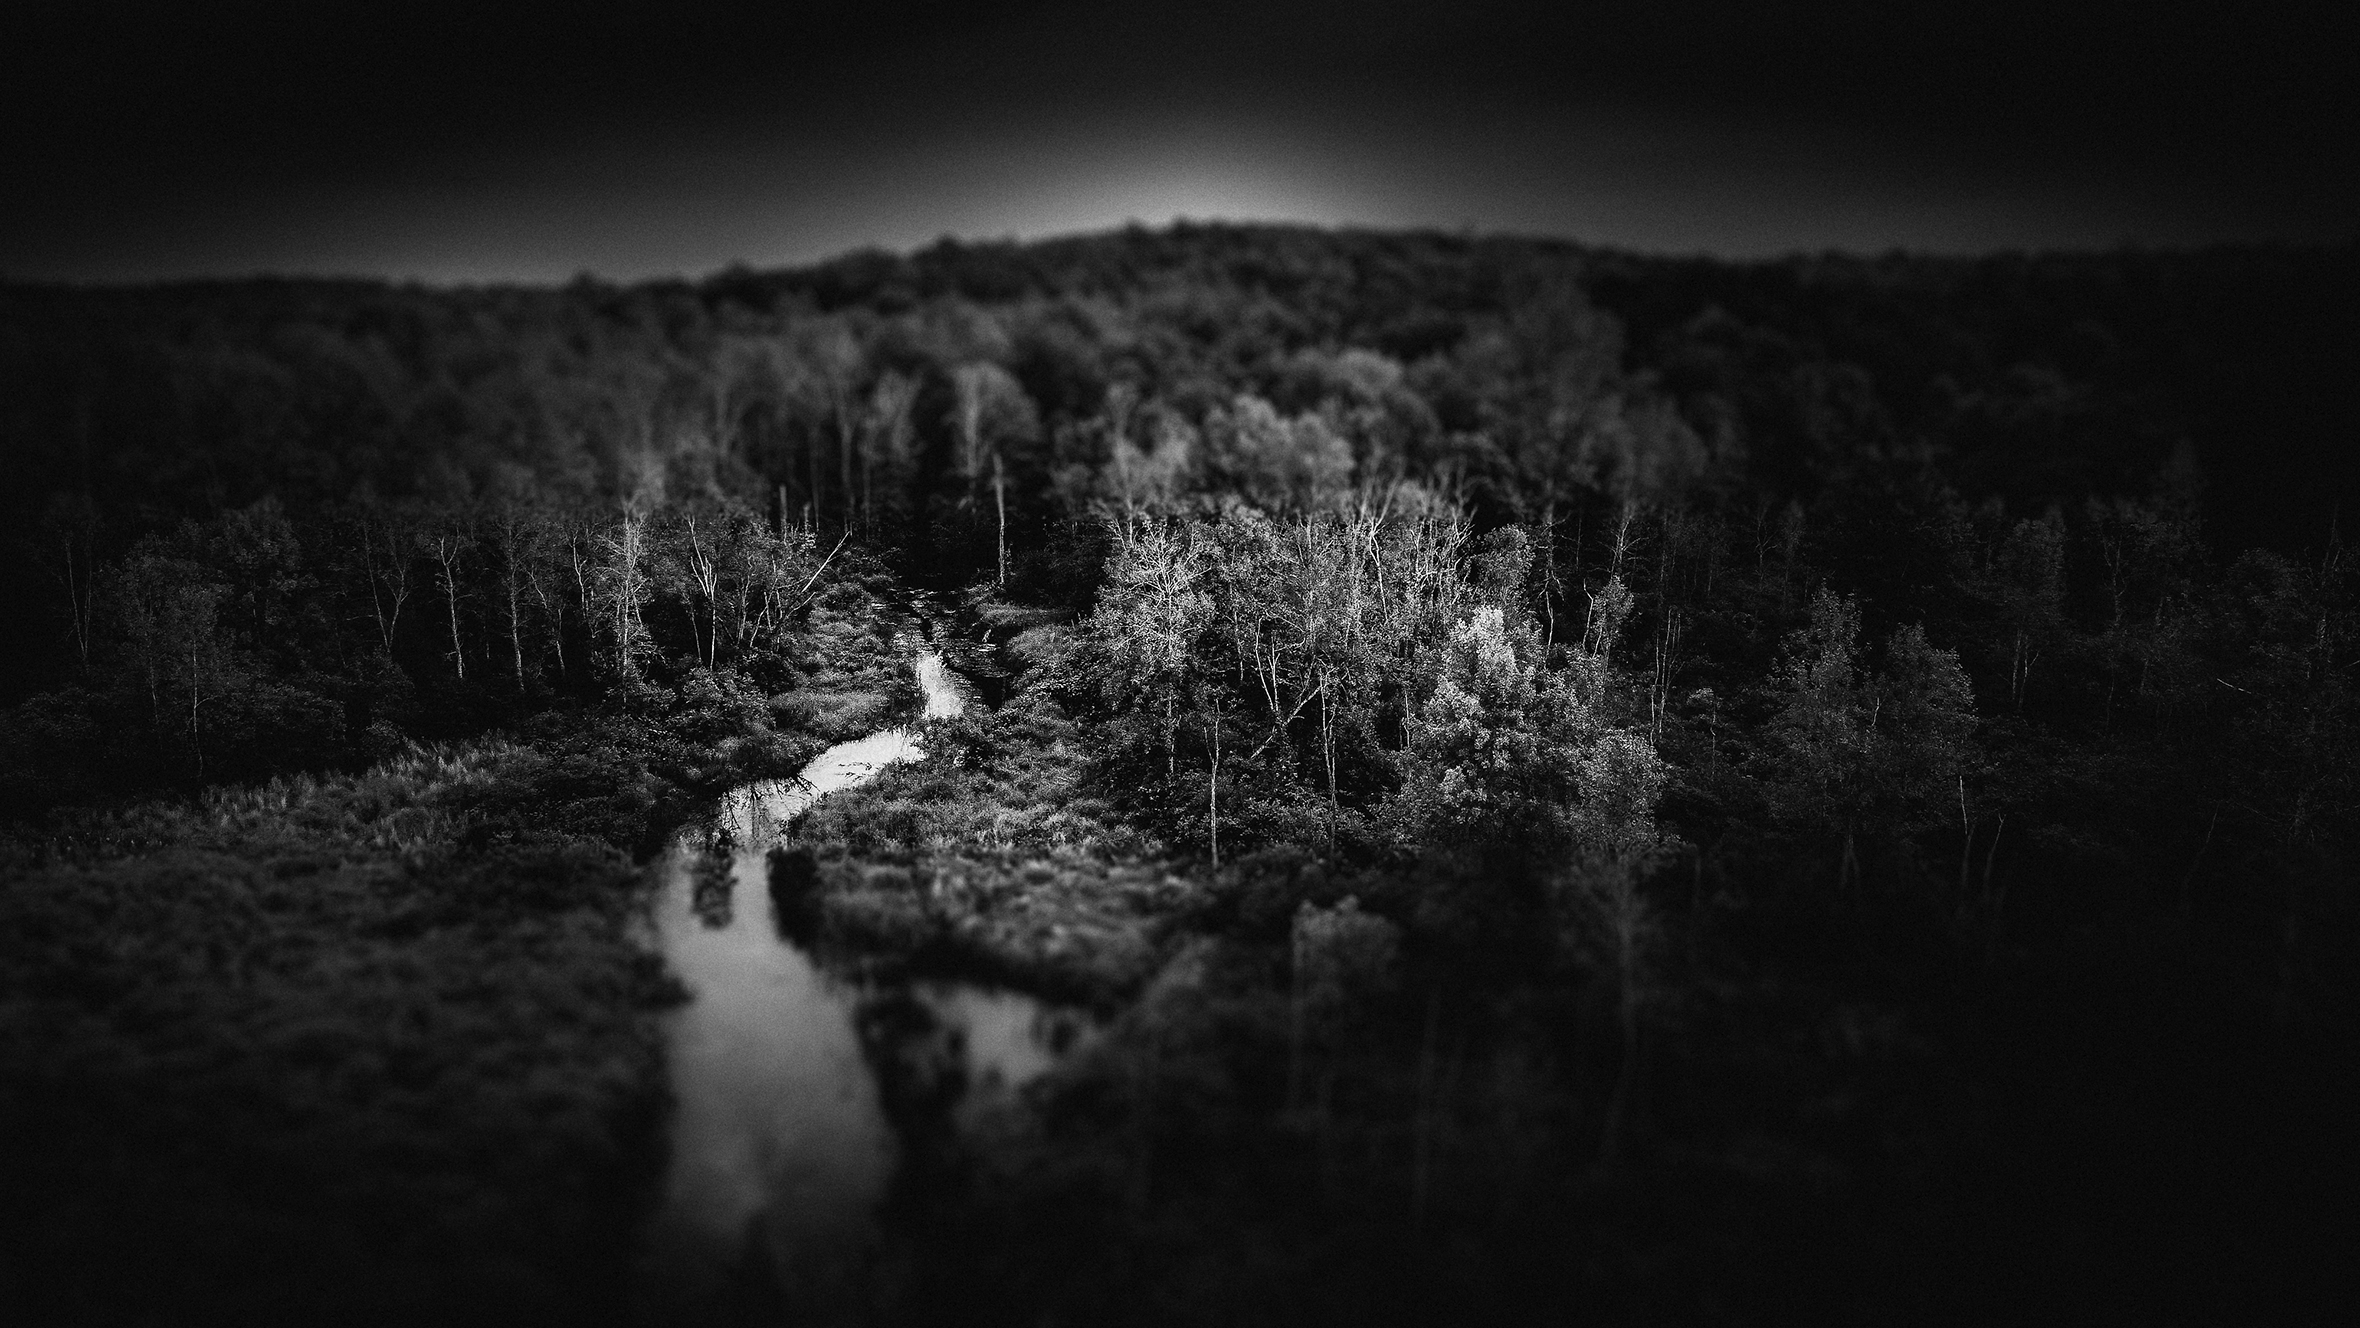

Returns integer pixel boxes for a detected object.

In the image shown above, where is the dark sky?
[4,1,2353,282]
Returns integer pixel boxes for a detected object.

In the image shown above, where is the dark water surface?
[632,650,1083,1322]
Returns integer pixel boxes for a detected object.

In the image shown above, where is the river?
[632,641,1080,1322]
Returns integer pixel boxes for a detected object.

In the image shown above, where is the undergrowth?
[0,606,898,1325]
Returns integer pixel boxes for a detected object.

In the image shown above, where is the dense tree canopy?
[3,224,2356,1322]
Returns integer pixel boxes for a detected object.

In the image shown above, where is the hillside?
[2,224,2356,1323]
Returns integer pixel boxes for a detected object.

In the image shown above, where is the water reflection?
[687,849,737,930]
[634,652,1085,1324]
[636,835,893,1322]
[914,983,1089,1132]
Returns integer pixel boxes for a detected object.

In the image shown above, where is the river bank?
[635,636,965,1318]
[631,590,1195,1320]
[0,580,922,1326]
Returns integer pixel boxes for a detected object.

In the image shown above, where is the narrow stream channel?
[632,642,1082,1322]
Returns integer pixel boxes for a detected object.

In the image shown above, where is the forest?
[2,224,2356,1324]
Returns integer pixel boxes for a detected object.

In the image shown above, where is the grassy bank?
[782,680,1197,1008]
[0,579,916,1327]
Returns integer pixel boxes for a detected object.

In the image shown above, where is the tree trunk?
[608,509,648,682]
[993,452,1008,586]
[1320,676,1338,855]
[1958,778,1975,896]
[1540,497,1557,654]
[439,548,466,682]
[62,533,94,666]
[1208,708,1222,867]
[564,534,594,682]
[837,392,856,535]
[363,522,393,654]
[508,558,526,695]
[808,431,823,536]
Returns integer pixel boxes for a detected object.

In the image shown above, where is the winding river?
[632,643,1077,1322]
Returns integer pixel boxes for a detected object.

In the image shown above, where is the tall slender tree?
[951,362,1041,585]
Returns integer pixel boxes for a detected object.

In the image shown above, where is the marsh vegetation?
[2,226,2354,1323]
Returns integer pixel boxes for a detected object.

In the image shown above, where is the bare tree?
[358,504,417,657]
[483,486,526,695]
[106,545,233,772]
[951,363,1040,586]
[667,503,729,669]
[35,493,101,668]
[423,514,475,682]
[1204,689,1226,867]
[594,500,657,682]
[522,506,580,683]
